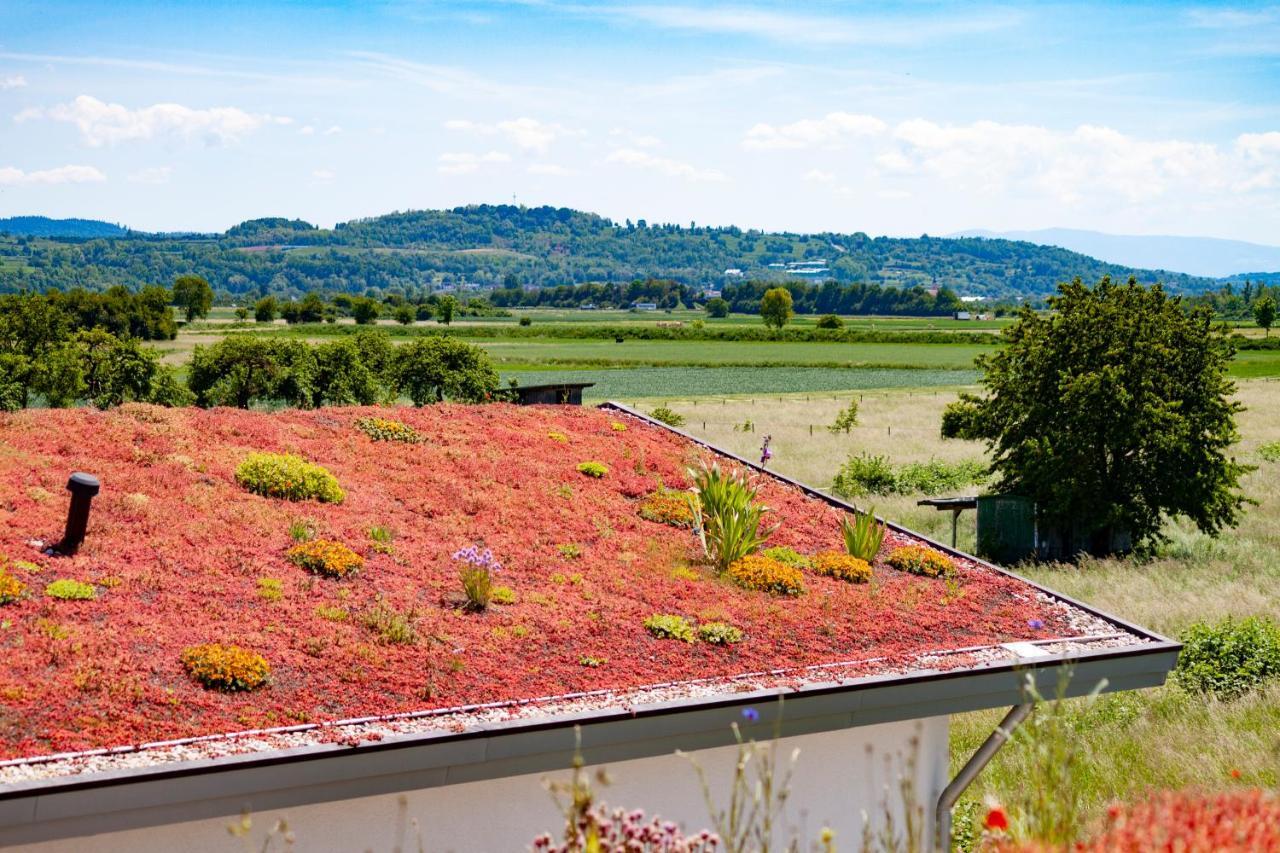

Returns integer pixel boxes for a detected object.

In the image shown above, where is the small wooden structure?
[917,495,978,548]
[511,382,594,406]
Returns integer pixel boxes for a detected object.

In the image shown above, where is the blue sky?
[1,1,1278,241]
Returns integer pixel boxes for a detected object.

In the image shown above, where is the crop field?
[648,381,1280,835]
[501,366,981,399]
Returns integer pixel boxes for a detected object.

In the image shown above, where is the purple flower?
[453,545,501,573]
[1028,618,1045,631]
[741,707,760,723]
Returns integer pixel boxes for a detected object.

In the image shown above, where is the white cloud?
[0,75,26,90]
[744,112,886,150]
[0,164,106,185]
[746,110,1280,207]
[323,125,342,136]
[20,95,291,146]
[527,163,577,176]
[437,150,511,175]
[803,169,836,183]
[312,168,335,180]
[578,4,1021,46]
[605,148,725,182]
[445,116,579,153]
[629,65,783,98]
[127,166,172,184]
[299,125,315,136]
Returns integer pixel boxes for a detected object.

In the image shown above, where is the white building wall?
[14,716,949,853]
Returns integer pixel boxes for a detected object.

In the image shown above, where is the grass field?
[649,382,1280,840]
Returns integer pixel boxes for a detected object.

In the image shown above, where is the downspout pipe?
[935,703,1034,851]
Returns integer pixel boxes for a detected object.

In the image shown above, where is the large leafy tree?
[393,337,498,405]
[943,276,1249,553]
[172,275,214,322]
[759,287,793,332]
[1254,294,1276,337]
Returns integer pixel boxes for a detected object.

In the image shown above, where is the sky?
[1,0,1279,241]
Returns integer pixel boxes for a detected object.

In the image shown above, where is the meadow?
[644,382,1280,840]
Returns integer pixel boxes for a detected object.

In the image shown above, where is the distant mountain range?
[0,216,128,239]
[954,227,1280,279]
[0,207,1264,298]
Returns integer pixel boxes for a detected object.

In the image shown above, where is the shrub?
[832,454,986,497]
[355,416,421,444]
[181,643,270,691]
[698,621,744,645]
[609,421,628,432]
[1175,617,1280,698]
[828,399,859,434]
[1259,441,1280,462]
[455,544,501,612]
[831,453,896,497]
[886,545,954,578]
[0,572,27,604]
[638,489,697,527]
[235,453,344,503]
[761,546,810,568]
[691,462,776,573]
[726,555,804,596]
[518,316,533,327]
[644,613,696,642]
[577,461,609,478]
[811,551,872,583]
[816,314,844,330]
[649,405,686,427]
[491,585,517,605]
[894,458,988,495]
[841,510,887,562]
[287,540,364,579]
[45,579,96,600]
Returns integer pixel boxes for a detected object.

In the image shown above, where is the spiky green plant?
[841,508,887,563]
[690,462,777,573]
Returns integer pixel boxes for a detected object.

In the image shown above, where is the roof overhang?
[0,402,1180,846]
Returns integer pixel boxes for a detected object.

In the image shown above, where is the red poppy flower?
[983,806,1009,831]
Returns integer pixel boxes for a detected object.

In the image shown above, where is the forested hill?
[0,216,128,239]
[0,205,1218,298]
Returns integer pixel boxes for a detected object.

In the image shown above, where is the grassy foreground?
[657,381,1280,841]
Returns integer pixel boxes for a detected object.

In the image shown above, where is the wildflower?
[759,434,773,467]
[983,805,1009,831]
[741,707,760,723]
[1028,618,1045,630]
[1231,768,1242,779]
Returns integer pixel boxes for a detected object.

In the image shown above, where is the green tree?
[393,304,415,325]
[172,275,214,323]
[1254,294,1276,337]
[351,297,381,326]
[311,339,383,407]
[393,337,498,405]
[234,306,249,321]
[436,295,458,325]
[187,337,315,409]
[759,287,793,332]
[816,314,844,330]
[75,329,160,408]
[254,296,278,323]
[704,297,730,318]
[942,277,1248,554]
